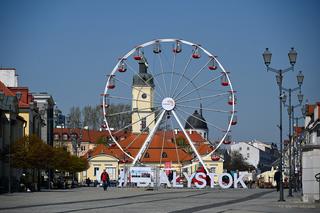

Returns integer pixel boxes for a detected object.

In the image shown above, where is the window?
[239,147,242,151]
[94,167,100,176]
[62,133,68,141]
[210,167,216,173]
[162,152,168,158]
[247,147,250,151]
[317,126,320,137]
[81,146,86,151]
[140,118,146,130]
[54,134,60,141]
[247,153,250,158]
[144,152,150,158]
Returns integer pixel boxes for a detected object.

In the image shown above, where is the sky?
[0,0,319,145]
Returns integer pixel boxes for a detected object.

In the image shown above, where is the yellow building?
[131,58,155,133]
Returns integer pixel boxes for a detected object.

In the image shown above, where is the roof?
[306,104,315,116]
[185,110,208,130]
[132,62,155,87]
[53,128,129,143]
[0,81,15,96]
[8,87,31,108]
[82,129,213,163]
[0,68,16,70]
[294,127,304,135]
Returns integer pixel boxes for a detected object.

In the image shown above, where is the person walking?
[274,169,281,192]
[101,169,110,191]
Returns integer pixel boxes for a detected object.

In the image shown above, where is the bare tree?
[68,107,82,128]
[105,104,131,130]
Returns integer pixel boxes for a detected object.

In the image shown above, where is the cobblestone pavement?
[0,187,319,213]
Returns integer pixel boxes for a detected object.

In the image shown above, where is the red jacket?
[101,172,109,182]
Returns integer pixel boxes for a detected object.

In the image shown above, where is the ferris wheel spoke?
[170,55,193,97]
[109,95,162,106]
[132,110,166,165]
[106,105,161,117]
[175,73,223,103]
[157,54,169,97]
[173,58,211,100]
[113,108,162,135]
[175,107,227,132]
[126,61,165,99]
[113,76,162,103]
[169,53,177,98]
[175,92,229,105]
[125,109,163,150]
[175,103,229,113]
[159,116,168,166]
[170,117,180,165]
[172,110,209,174]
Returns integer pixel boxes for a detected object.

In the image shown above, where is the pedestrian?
[100,169,110,191]
[274,169,281,191]
[86,177,91,187]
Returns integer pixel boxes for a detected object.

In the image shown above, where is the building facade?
[0,81,26,193]
[302,103,320,202]
[33,93,55,145]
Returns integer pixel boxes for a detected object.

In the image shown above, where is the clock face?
[142,93,147,99]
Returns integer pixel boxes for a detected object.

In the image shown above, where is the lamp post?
[263,47,297,201]
[282,71,304,196]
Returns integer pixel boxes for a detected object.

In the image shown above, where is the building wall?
[82,155,120,182]
[0,69,18,87]
[131,86,155,133]
[231,142,259,168]
[19,112,29,136]
[302,149,320,202]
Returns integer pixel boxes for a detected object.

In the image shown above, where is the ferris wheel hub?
[162,97,175,111]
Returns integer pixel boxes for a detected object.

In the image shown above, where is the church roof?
[185,110,208,130]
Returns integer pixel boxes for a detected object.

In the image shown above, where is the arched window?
[162,152,168,158]
[144,152,150,158]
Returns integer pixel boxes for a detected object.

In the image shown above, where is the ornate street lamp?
[288,47,297,66]
[262,47,299,202]
[263,48,272,67]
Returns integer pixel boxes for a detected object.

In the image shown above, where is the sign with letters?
[119,167,247,189]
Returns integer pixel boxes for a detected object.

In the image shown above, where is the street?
[0,187,319,213]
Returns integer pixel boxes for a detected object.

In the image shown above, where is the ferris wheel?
[102,39,236,173]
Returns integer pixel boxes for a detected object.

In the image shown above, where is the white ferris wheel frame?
[102,38,235,174]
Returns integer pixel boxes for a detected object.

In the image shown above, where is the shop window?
[54,134,60,141]
[94,167,99,176]
[62,133,68,141]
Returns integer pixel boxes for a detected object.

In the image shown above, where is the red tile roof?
[8,87,31,108]
[306,104,315,116]
[78,128,213,164]
[53,128,129,143]
[0,81,15,96]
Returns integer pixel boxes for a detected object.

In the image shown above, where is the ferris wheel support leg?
[172,110,209,174]
[132,110,166,166]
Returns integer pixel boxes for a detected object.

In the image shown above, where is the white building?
[230,140,278,171]
[302,102,320,203]
[0,68,18,87]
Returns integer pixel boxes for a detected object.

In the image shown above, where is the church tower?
[131,58,155,134]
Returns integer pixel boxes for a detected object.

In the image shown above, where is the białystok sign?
[118,167,247,189]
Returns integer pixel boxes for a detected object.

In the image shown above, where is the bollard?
[315,173,320,203]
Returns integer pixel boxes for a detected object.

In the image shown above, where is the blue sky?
[0,0,319,144]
